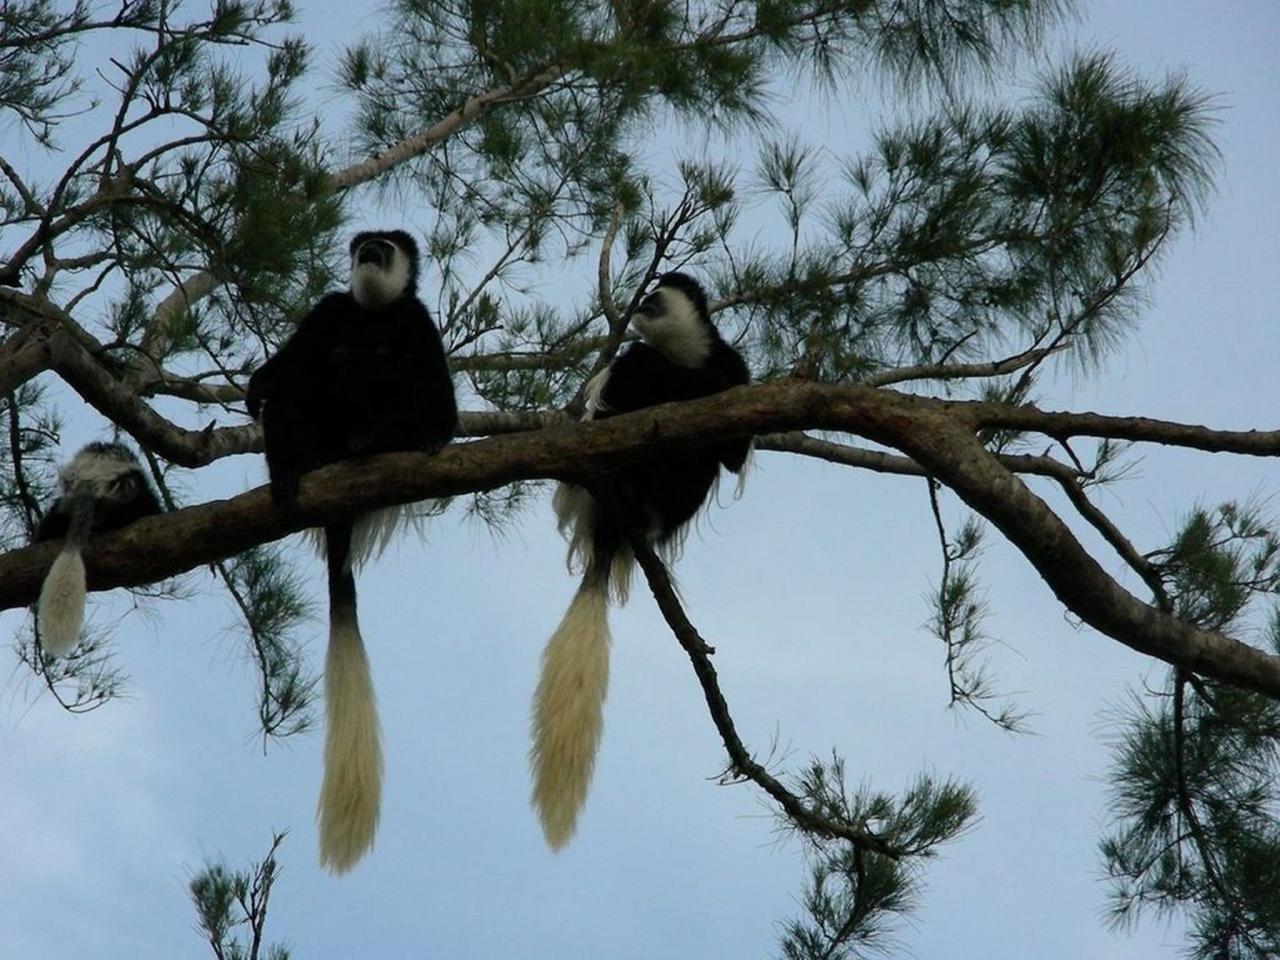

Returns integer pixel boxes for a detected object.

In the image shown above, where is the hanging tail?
[37,496,96,657]
[530,549,619,849]
[317,521,384,874]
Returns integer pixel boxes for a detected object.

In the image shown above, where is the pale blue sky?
[2,2,1279,957]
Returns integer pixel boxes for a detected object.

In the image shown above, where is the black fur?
[246,230,457,502]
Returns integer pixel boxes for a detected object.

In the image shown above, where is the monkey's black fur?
[246,229,457,505]
[34,442,161,543]
[581,274,750,583]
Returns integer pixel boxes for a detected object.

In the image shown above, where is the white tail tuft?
[530,584,611,849]
[317,608,383,874]
[37,548,87,657]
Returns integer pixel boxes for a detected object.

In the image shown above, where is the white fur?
[317,607,383,874]
[551,483,635,604]
[350,248,411,308]
[631,288,712,367]
[37,547,86,657]
[60,449,137,498]
[350,506,407,569]
[308,506,412,572]
[733,439,755,500]
[582,369,611,420]
[530,584,611,849]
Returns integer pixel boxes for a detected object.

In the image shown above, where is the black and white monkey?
[246,229,457,874]
[33,442,162,657]
[531,272,751,848]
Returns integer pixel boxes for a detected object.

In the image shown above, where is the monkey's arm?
[594,345,672,416]
[246,293,347,419]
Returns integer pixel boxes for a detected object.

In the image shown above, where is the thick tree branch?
[47,328,255,464]
[3,381,1280,700]
[0,315,59,394]
[969,404,1280,456]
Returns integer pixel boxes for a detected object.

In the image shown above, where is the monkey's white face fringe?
[631,288,712,367]
[530,585,611,849]
[60,446,140,497]
[351,254,411,309]
[318,607,384,873]
[37,547,86,657]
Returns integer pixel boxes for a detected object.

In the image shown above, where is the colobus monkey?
[33,442,162,657]
[246,229,457,874]
[531,272,751,848]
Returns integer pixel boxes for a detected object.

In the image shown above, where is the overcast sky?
[3,2,1279,958]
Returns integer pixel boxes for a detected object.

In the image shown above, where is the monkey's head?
[349,229,420,309]
[59,442,151,504]
[630,272,714,367]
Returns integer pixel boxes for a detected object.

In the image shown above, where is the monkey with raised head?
[246,229,457,873]
[33,441,163,657]
[531,272,751,849]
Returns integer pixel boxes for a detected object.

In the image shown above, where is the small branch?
[140,270,220,362]
[926,479,964,708]
[606,491,903,858]
[597,200,626,329]
[757,432,924,476]
[0,156,45,217]
[330,62,568,191]
[138,61,574,345]
[1049,468,1171,610]
[6,394,42,536]
[570,188,702,410]
[757,431,1088,484]
[864,343,1069,388]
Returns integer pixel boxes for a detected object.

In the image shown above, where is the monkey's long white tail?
[317,523,383,874]
[37,495,96,657]
[530,580,611,849]
[37,547,87,657]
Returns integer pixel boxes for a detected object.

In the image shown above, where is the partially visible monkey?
[246,229,457,874]
[532,272,751,849]
[34,442,162,656]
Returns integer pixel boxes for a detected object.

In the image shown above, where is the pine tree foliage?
[190,832,291,960]
[1102,503,1280,959]
[1,1,1277,954]
[778,756,977,959]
